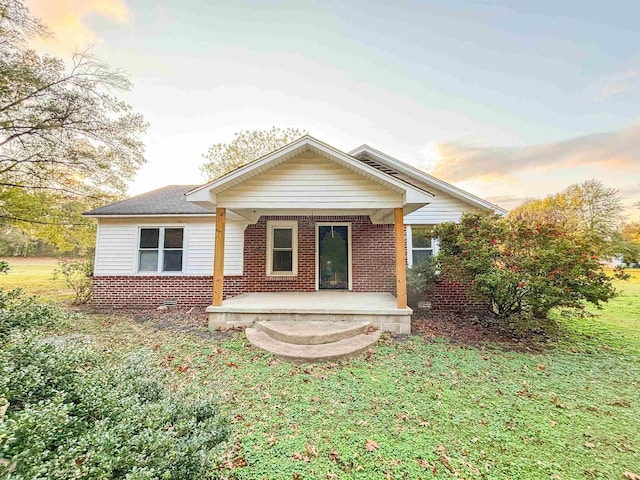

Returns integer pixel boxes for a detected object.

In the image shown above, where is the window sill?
[266,275,298,281]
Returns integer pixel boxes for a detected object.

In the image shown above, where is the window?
[409,226,436,266]
[138,227,184,272]
[266,221,298,276]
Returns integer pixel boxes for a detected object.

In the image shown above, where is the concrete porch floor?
[207,291,412,334]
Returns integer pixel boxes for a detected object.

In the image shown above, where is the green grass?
[0,257,73,301]
[556,269,640,356]
[5,260,640,478]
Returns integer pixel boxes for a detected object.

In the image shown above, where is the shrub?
[0,261,8,275]
[0,289,67,339]
[434,213,625,330]
[53,258,93,304]
[406,256,439,308]
[0,292,228,479]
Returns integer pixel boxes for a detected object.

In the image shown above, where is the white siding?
[94,217,245,276]
[218,152,402,209]
[404,186,480,224]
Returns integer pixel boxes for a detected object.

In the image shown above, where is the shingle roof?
[84,185,212,216]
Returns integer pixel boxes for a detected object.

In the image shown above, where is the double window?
[266,221,298,276]
[408,226,436,266]
[138,227,184,272]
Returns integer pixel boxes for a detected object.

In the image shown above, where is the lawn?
[0,257,73,301]
[3,261,639,479]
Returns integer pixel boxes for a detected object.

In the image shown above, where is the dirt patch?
[412,311,546,352]
[88,307,231,340]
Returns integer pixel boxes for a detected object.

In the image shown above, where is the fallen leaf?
[75,456,86,467]
[225,362,238,369]
[365,347,376,361]
[584,442,595,449]
[624,472,640,480]
[329,449,339,461]
[268,434,276,447]
[417,458,430,468]
[365,439,379,452]
[178,365,189,373]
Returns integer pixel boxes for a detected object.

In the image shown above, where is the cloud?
[26,0,130,54]
[430,121,640,183]
[598,69,640,100]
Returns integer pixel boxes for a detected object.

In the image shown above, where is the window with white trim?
[138,227,184,272]
[266,221,298,276]
[408,226,437,266]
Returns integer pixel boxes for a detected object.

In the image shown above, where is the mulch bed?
[412,310,545,352]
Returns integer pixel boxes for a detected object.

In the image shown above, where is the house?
[84,136,506,334]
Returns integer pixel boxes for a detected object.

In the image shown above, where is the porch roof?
[186,136,433,216]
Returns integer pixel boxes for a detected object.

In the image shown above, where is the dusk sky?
[28,0,640,219]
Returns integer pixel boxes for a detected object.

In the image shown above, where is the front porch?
[207,291,412,334]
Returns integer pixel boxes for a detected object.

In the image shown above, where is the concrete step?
[245,327,381,363]
[255,320,370,345]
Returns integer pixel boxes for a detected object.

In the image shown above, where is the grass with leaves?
[47,274,639,479]
[3,261,639,478]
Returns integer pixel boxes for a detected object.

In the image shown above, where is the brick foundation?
[430,278,485,313]
[92,275,214,309]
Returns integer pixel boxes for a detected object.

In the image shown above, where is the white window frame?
[266,220,298,276]
[136,226,186,274]
[406,225,439,267]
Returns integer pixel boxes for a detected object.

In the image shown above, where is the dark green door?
[318,225,349,290]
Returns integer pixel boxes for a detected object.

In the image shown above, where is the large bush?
[434,214,624,326]
[0,290,228,479]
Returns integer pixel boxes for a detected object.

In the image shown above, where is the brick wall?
[430,278,485,313]
[242,215,395,294]
[92,215,397,309]
[92,275,214,309]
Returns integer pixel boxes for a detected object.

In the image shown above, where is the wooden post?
[394,207,408,309]
[212,207,226,306]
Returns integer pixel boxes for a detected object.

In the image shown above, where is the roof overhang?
[186,136,434,211]
[349,144,508,215]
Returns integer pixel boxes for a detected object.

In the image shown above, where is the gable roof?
[186,135,434,205]
[349,144,508,214]
[84,185,212,217]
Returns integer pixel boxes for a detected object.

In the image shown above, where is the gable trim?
[187,136,434,206]
[349,144,507,215]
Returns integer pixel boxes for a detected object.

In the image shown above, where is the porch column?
[394,207,408,309]
[212,207,226,306]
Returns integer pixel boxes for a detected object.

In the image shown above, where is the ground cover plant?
[0,289,228,479]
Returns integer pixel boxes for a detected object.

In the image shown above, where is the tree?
[0,0,147,248]
[509,180,624,255]
[617,222,640,264]
[201,127,307,180]
[434,213,624,330]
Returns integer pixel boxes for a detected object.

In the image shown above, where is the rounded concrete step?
[255,320,370,345]
[246,327,381,362]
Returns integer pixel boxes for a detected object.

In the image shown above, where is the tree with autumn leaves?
[434,213,626,329]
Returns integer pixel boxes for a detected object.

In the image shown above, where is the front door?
[318,225,349,290]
